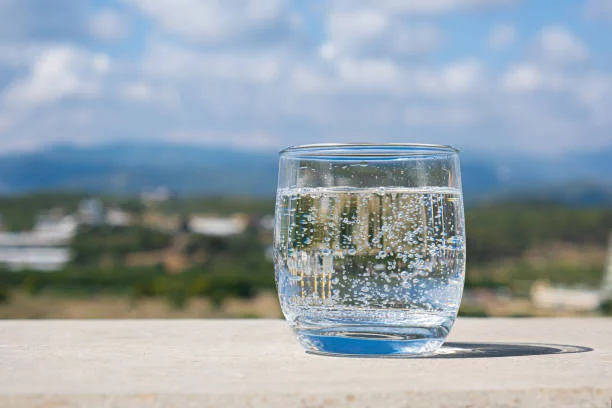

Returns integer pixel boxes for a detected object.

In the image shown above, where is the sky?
[0,0,611,156]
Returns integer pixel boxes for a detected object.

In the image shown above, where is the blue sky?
[0,0,611,156]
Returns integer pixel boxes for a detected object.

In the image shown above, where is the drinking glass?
[274,143,465,356]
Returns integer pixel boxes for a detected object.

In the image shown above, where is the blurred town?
[0,187,610,319]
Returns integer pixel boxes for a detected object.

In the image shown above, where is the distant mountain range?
[0,143,610,205]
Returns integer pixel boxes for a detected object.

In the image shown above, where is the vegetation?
[0,192,144,231]
[601,300,612,316]
[71,226,172,265]
[0,192,84,231]
[466,202,612,265]
[0,222,274,309]
[0,192,610,316]
[0,284,10,304]
[159,196,274,216]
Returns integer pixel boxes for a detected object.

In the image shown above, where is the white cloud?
[119,81,180,107]
[2,45,111,105]
[120,82,154,101]
[0,115,11,133]
[93,54,111,72]
[167,130,279,150]
[497,59,612,146]
[441,59,482,93]
[405,106,480,126]
[0,0,86,41]
[141,42,281,84]
[417,59,483,96]
[337,58,400,90]
[324,9,443,58]
[502,64,542,93]
[291,67,335,94]
[500,58,612,128]
[388,24,444,55]
[584,0,612,20]
[0,42,44,68]
[488,23,516,49]
[0,105,100,153]
[501,27,595,95]
[576,74,612,107]
[532,26,589,65]
[319,43,337,60]
[89,10,130,41]
[125,0,292,44]
[331,0,517,14]
[0,0,610,157]
[328,9,388,45]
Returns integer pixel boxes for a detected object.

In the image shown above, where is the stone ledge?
[0,318,611,407]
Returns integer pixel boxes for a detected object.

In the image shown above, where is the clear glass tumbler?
[274,143,465,356]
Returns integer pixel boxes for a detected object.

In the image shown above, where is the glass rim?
[279,143,459,158]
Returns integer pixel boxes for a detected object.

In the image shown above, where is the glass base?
[296,325,448,357]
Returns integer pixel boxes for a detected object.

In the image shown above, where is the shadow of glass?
[305,342,593,359]
[428,342,593,359]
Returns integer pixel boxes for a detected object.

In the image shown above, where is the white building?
[601,232,612,303]
[141,187,171,204]
[78,199,104,225]
[530,281,601,312]
[0,247,70,272]
[106,208,132,227]
[259,215,275,231]
[34,213,78,243]
[189,216,248,237]
[0,213,76,271]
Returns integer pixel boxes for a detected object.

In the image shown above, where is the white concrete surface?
[0,318,611,407]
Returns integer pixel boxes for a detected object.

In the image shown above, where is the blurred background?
[0,0,611,319]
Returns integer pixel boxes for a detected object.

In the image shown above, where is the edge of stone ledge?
[1,387,611,408]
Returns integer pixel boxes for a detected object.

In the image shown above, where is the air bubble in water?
[447,235,464,249]
[274,186,465,333]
